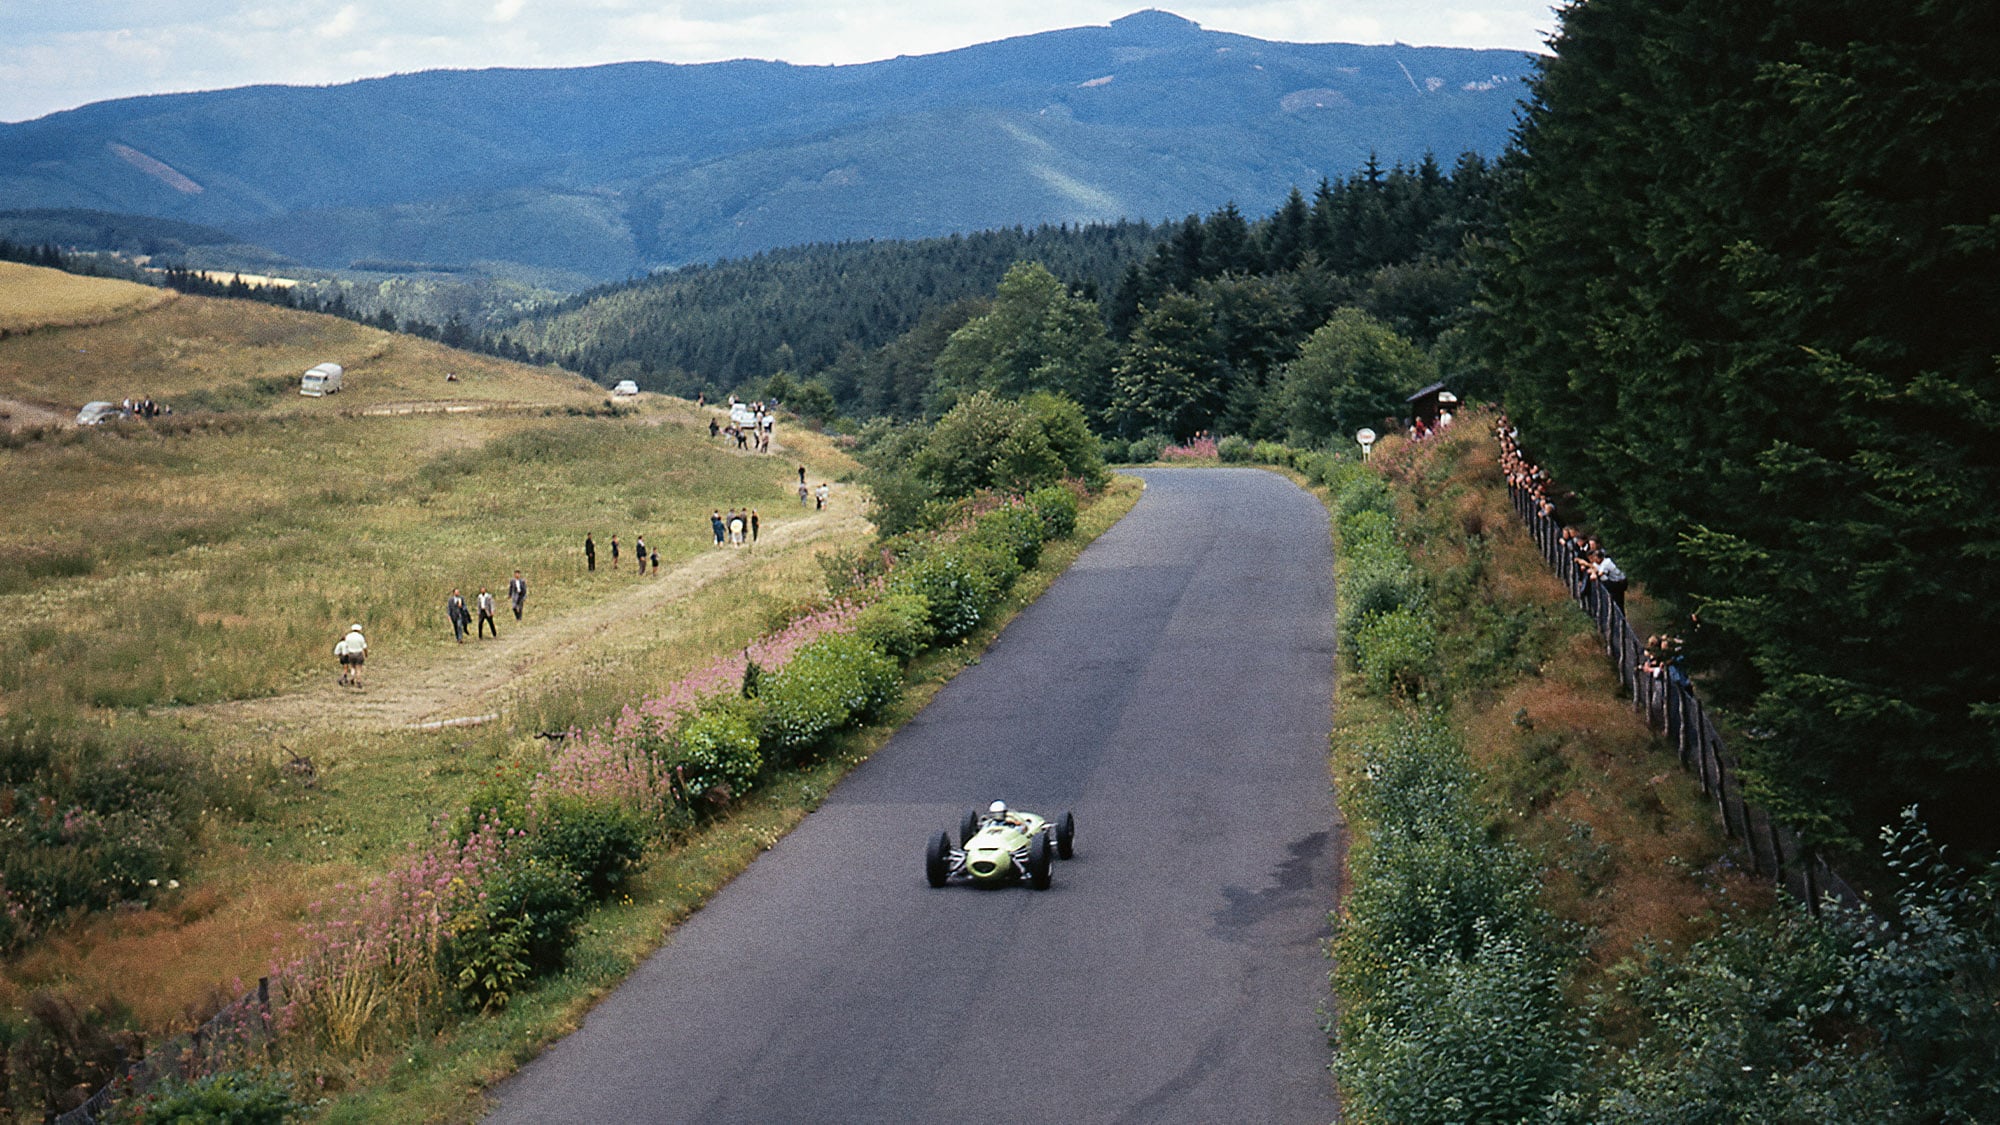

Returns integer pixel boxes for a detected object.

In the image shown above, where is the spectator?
[448,589,470,643]
[335,623,367,687]
[750,509,760,542]
[610,534,620,569]
[635,534,648,574]
[815,482,829,510]
[710,509,726,547]
[650,547,660,573]
[477,588,498,638]
[508,570,528,619]
[584,533,596,572]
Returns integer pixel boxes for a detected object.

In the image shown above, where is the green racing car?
[926,801,1076,889]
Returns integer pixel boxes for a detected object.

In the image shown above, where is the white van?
[300,363,343,396]
[612,379,640,397]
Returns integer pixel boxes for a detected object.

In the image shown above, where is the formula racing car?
[926,801,1075,890]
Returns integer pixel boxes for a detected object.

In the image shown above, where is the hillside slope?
[0,11,1534,278]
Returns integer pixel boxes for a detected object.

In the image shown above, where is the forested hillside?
[1477,0,2000,853]
[497,152,1500,433]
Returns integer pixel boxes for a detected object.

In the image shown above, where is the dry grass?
[0,294,610,417]
[0,261,173,334]
[0,289,874,1057]
[1379,414,1770,981]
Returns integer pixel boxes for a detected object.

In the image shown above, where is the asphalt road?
[487,468,1341,1124]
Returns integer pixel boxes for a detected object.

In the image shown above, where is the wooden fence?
[53,978,275,1124]
[1506,479,1865,915]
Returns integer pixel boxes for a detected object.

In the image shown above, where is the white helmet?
[350,623,364,632]
[989,800,1007,816]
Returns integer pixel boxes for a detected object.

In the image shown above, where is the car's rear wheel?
[926,831,952,888]
[1028,832,1053,890]
[959,808,981,845]
[1056,811,1075,859]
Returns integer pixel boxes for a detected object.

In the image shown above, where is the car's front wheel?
[926,831,952,888]
[959,808,981,845]
[1056,811,1075,859]
[1027,832,1053,890]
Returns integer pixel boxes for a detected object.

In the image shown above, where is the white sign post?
[1356,427,1377,460]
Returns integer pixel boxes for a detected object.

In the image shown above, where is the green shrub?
[1336,925,1581,1125]
[669,704,763,798]
[967,504,1047,569]
[758,634,901,760]
[1252,439,1289,464]
[1338,547,1423,637]
[477,858,585,976]
[1336,472,1395,522]
[954,540,1023,594]
[1338,508,1396,550]
[852,594,934,663]
[885,550,998,640]
[105,1069,302,1124]
[1332,712,1578,1123]
[1218,435,1256,462]
[1351,605,1439,696]
[529,798,646,899]
[1124,433,1169,463]
[1025,485,1079,539]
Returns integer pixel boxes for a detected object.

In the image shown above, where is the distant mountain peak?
[1109,10,1204,40]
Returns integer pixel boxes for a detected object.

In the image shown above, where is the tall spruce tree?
[1480,0,2000,849]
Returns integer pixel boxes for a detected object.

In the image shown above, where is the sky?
[0,1,1560,124]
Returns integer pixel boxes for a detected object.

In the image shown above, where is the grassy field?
[0,269,879,1092]
[0,261,172,335]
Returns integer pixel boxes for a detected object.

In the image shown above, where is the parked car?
[299,363,343,396]
[612,379,641,396]
[926,802,1076,890]
[74,401,129,425]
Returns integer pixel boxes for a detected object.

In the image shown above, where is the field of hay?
[0,263,609,417]
[0,261,173,334]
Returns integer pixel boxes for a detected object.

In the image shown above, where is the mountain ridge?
[0,11,1535,279]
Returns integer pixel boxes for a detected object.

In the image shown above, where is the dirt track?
[197,498,870,738]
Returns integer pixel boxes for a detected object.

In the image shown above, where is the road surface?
[488,467,1342,1124]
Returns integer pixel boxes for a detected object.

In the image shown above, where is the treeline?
[1477,0,2000,853]
[491,154,1499,433]
[494,223,1169,401]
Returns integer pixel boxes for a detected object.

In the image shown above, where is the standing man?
[635,534,649,575]
[750,509,760,542]
[798,464,807,486]
[508,570,528,620]
[585,533,597,572]
[711,510,726,547]
[477,587,499,638]
[610,534,620,569]
[448,588,469,643]
[335,623,367,687]
[815,482,829,510]
[797,481,809,507]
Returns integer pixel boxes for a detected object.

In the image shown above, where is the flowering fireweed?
[538,600,864,810]
[273,602,865,1050]
[275,818,515,1053]
[1160,436,1220,461]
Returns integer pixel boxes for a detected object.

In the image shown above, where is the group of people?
[583,533,661,574]
[1641,631,1689,686]
[1497,414,1627,609]
[446,571,529,642]
[1409,409,1453,441]
[711,508,759,546]
[707,396,778,452]
[797,464,830,509]
[121,395,171,419]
